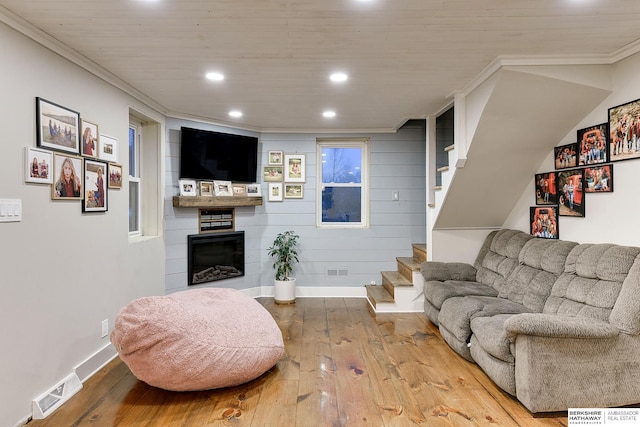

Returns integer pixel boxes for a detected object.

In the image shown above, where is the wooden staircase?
[366,243,426,313]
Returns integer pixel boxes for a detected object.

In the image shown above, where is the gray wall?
[165,120,427,293]
[0,22,165,426]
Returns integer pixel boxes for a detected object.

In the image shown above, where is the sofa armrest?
[504,313,619,341]
[421,261,477,282]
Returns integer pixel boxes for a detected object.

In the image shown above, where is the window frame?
[128,121,142,236]
[316,138,370,228]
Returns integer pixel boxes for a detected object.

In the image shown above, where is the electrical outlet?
[101,319,109,338]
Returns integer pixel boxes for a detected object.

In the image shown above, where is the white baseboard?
[29,342,117,421]
[75,342,118,382]
[240,286,367,299]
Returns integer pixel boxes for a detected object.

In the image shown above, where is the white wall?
[165,120,427,293]
[0,23,165,426]
[503,51,640,247]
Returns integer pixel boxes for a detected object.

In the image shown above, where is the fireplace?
[188,231,245,286]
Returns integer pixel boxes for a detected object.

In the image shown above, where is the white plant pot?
[274,278,296,304]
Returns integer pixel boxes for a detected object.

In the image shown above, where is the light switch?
[0,199,22,222]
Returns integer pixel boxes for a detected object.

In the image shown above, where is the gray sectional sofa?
[422,229,640,412]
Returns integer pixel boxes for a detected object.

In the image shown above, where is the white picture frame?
[284,154,305,183]
[179,179,197,196]
[284,183,304,199]
[213,180,233,196]
[246,183,262,197]
[98,133,118,163]
[268,182,283,202]
[25,146,53,184]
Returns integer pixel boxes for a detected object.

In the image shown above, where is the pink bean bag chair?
[111,288,284,391]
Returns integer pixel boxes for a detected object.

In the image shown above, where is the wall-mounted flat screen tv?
[179,127,258,183]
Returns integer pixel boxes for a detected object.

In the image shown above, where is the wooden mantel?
[172,195,263,208]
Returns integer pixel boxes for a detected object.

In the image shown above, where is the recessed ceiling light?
[205,72,224,81]
[323,110,336,118]
[330,73,348,83]
[229,110,243,118]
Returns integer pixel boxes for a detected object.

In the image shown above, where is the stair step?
[366,284,394,308]
[432,185,442,191]
[437,166,449,173]
[412,243,427,263]
[444,144,455,152]
[381,270,412,297]
[427,203,436,208]
[397,257,420,282]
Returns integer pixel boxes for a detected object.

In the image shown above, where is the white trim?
[450,49,637,102]
[74,342,118,382]
[29,343,117,421]
[239,286,367,299]
[316,139,370,228]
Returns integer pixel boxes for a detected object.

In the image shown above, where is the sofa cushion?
[545,244,640,322]
[471,314,516,363]
[420,261,477,282]
[475,230,533,292]
[439,296,531,344]
[469,335,516,396]
[111,288,284,391]
[424,280,498,310]
[499,239,577,312]
[611,253,640,334]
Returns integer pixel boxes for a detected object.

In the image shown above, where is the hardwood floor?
[26,298,568,426]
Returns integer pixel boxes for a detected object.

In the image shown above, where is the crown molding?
[0,5,168,116]
[451,39,640,102]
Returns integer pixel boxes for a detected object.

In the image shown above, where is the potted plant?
[267,230,299,304]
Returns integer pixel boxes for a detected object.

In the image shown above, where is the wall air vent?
[327,268,349,276]
[32,372,82,419]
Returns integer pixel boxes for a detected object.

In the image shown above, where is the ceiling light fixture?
[330,73,348,82]
[205,72,224,81]
[323,110,336,118]
[229,110,243,118]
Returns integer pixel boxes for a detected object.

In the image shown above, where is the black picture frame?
[534,171,557,205]
[530,206,559,239]
[553,143,578,170]
[83,158,108,212]
[608,98,640,162]
[36,97,80,155]
[556,168,585,217]
[584,164,613,193]
[577,123,608,166]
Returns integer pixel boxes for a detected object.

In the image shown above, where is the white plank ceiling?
[1,0,640,132]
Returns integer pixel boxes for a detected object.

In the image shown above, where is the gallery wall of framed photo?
[177,149,306,203]
[27,97,122,213]
[530,97,640,239]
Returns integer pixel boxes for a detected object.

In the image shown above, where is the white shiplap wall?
[164,119,426,294]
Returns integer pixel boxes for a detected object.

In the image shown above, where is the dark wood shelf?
[172,195,263,208]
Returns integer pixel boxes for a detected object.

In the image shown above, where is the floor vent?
[327,268,349,276]
[32,372,82,419]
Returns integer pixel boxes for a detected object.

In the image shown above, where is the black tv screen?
[179,127,258,183]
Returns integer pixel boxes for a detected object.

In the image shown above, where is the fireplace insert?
[187,231,244,286]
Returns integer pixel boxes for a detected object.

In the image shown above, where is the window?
[317,139,369,227]
[128,122,141,235]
